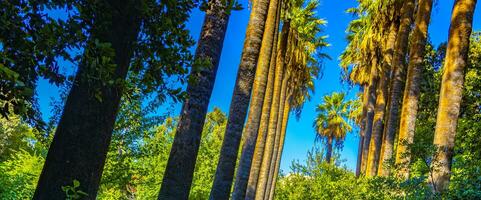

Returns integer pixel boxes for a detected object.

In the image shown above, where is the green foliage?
[274,150,432,200]
[62,180,88,200]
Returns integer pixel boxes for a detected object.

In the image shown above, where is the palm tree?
[430,0,477,193]
[232,0,281,198]
[395,0,433,179]
[383,0,416,177]
[209,0,271,198]
[255,1,327,198]
[158,0,234,199]
[313,93,352,163]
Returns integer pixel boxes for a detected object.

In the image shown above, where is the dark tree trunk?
[34,1,141,199]
[209,0,270,199]
[326,136,333,163]
[356,135,364,177]
[361,59,379,175]
[158,1,231,199]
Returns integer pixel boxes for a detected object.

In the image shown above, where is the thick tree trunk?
[244,15,284,200]
[267,101,290,200]
[159,1,231,199]
[326,136,333,164]
[361,59,379,175]
[265,73,289,200]
[255,71,289,200]
[209,0,270,198]
[378,19,400,177]
[383,0,415,178]
[33,1,141,199]
[430,0,477,193]
[367,68,389,176]
[232,0,280,199]
[396,0,433,180]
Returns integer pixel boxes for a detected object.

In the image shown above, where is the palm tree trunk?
[267,100,291,200]
[367,68,388,176]
[159,1,231,199]
[232,1,281,198]
[209,0,270,199]
[244,23,281,200]
[396,0,433,179]
[265,73,289,200]
[326,136,333,163]
[33,2,141,199]
[357,86,369,176]
[361,59,379,175]
[430,0,477,193]
[383,0,415,178]
[378,19,400,177]
[356,135,364,177]
[255,67,289,200]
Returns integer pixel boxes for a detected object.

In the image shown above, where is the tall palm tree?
[377,16,400,177]
[367,1,401,177]
[313,93,353,163]
[209,0,271,199]
[232,0,281,198]
[383,0,416,177]
[158,0,234,199]
[430,0,477,193]
[255,1,327,198]
[395,0,433,179]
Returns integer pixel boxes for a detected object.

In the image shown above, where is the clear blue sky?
[37,0,481,173]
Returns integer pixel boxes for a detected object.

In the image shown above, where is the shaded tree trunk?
[159,1,231,199]
[232,0,281,198]
[264,73,289,200]
[367,68,388,176]
[383,0,415,178]
[430,0,477,193]
[357,86,369,177]
[33,1,141,199]
[396,0,433,179]
[361,59,379,175]
[209,0,270,198]
[267,100,290,200]
[326,136,333,163]
[378,19,400,177]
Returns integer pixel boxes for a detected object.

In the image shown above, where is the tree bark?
[357,86,368,176]
[159,1,231,199]
[267,100,290,200]
[209,0,270,198]
[255,61,290,200]
[383,0,415,178]
[265,73,289,200]
[396,0,433,180]
[361,59,379,175]
[326,136,333,164]
[244,16,286,200]
[34,1,141,199]
[232,0,280,198]
[378,19,400,177]
[430,0,477,193]
[367,67,388,176]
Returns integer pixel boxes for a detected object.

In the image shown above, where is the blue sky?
[37,0,481,173]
